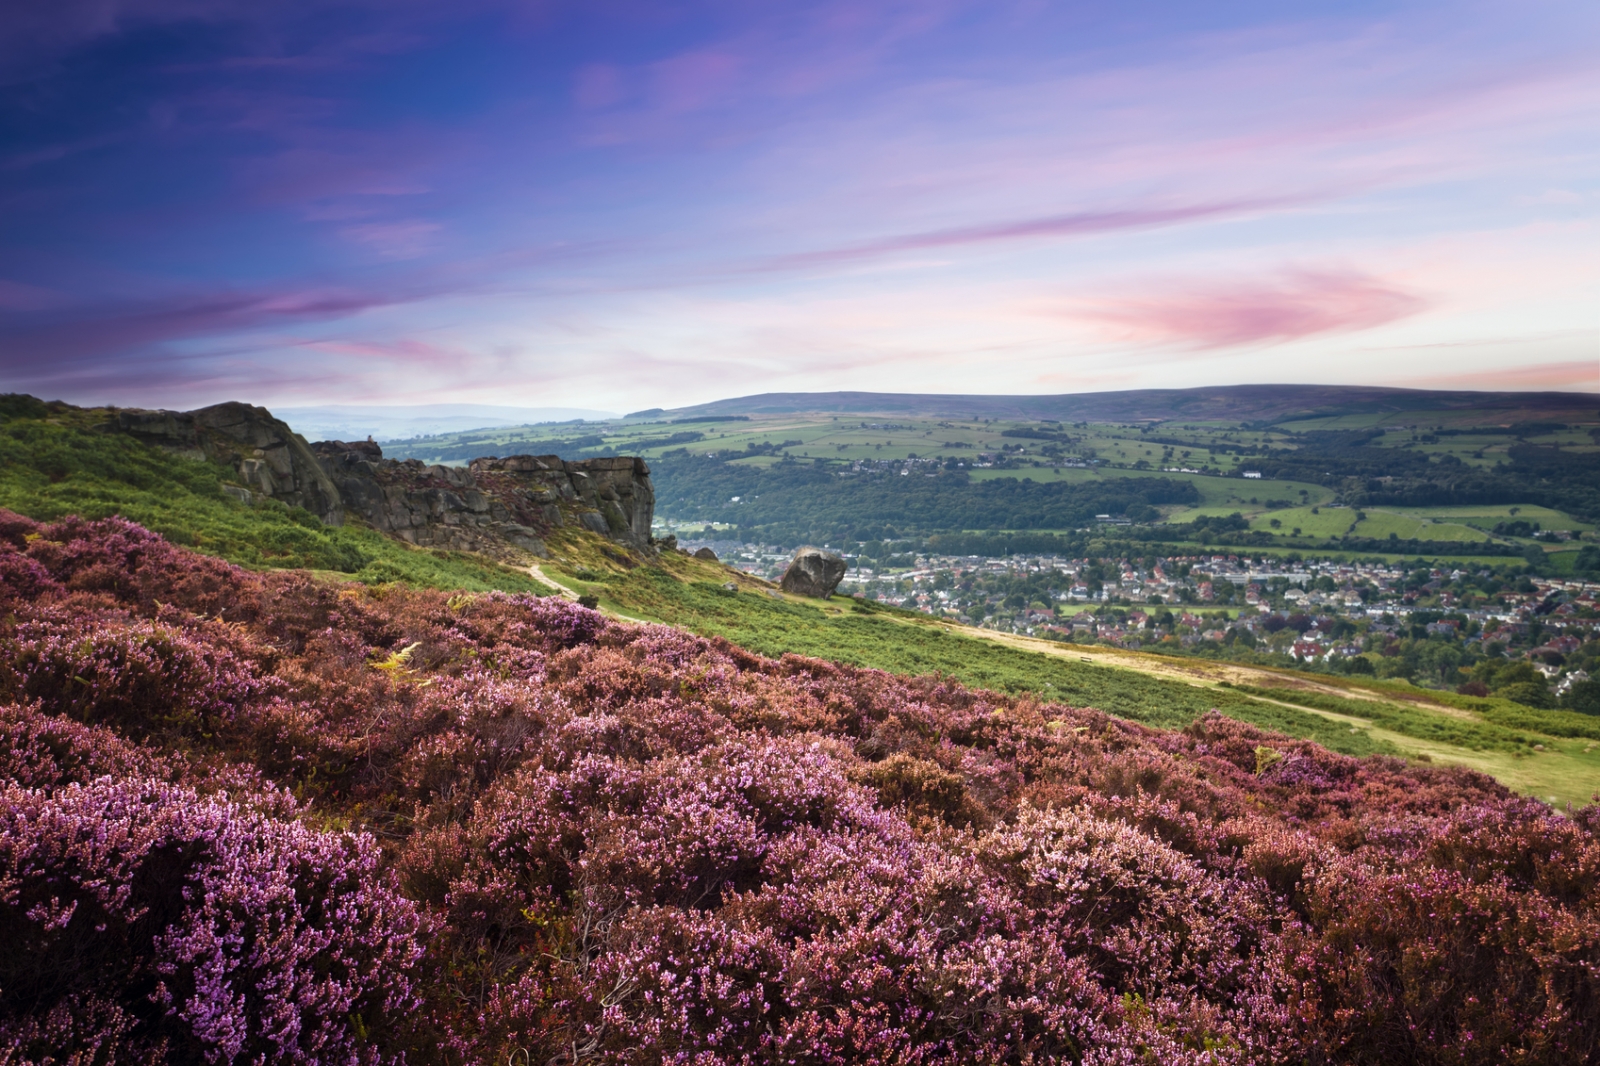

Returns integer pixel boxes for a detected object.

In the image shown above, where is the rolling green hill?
[373,391,1598,570]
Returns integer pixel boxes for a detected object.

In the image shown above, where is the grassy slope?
[537,538,1600,805]
[6,400,1595,802]
[592,564,1395,757]
[0,404,550,594]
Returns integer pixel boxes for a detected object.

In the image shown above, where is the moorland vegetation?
[4,510,1600,1065]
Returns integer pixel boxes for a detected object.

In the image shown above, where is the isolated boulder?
[694,547,719,561]
[780,547,847,598]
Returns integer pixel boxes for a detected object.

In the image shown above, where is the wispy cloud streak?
[744,196,1316,274]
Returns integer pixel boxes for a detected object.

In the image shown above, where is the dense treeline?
[1240,432,1600,521]
[651,456,1198,542]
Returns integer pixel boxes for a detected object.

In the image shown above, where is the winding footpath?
[527,562,651,624]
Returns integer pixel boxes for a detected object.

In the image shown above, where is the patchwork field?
[374,402,1597,569]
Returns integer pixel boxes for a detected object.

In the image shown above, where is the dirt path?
[929,621,1484,720]
[528,563,578,600]
[528,562,654,625]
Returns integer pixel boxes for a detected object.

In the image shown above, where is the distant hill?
[647,385,1598,426]
[277,403,618,442]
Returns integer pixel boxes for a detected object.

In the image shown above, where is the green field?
[377,407,1595,568]
[966,465,1332,510]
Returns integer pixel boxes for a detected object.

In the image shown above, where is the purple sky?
[2,0,1596,411]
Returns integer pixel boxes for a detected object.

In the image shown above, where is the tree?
[1415,641,1464,686]
[1560,679,1600,716]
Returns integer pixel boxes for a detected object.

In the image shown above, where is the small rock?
[779,547,847,598]
[694,547,719,561]
[722,582,739,591]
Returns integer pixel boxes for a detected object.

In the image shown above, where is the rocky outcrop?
[779,547,847,598]
[106,402,656,560]
[469,455,655,551]
[113,403,344,525]
[310,444,656,559]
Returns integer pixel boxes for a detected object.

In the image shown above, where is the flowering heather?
[1,508,1598,1065]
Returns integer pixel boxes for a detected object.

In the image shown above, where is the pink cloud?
[0,279,68,311]
[0,284,403,378]
[1068,269,1429,349]
[295,337,468,366]
[648,50,742,113]
[1392,359,1599,392]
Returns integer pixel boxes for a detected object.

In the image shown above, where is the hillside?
[5,392,1598,804]
[639,384,1599,425]
[0,395,547,593]
[4,392,1600,1062]
[3,507,1599,1064]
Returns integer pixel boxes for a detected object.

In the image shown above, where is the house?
[1290,641,1325,660]
[1242,471,1263,479]
[1556,670,1590,696]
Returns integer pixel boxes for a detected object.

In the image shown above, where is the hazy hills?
[276,403,618,442]
[638,384,1599,426]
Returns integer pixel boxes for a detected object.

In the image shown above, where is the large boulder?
[780,547,847,598]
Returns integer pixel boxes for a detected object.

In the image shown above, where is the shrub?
[0,778,427,1065]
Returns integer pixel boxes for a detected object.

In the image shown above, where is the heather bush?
[1,614,269,739]
[0,779,426,1065]
[0,702,167,790]
[4,513,1600,1065]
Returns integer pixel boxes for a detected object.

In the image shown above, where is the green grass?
[0,411,550,594]
[1242,506,1493,543]
[1391,504,1590,532]
[1227,684,1542,753]
[575,559,1395,757]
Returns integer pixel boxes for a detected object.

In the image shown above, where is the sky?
[1,0,1597,412]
